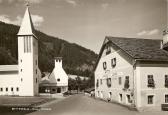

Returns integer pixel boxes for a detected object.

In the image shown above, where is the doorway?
[57,87,61,93]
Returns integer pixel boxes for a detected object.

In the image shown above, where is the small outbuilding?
[39,57,68,94]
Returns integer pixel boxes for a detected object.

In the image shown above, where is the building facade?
[0,6,40,96]
[39,57,68,94]
[94,33,168,111]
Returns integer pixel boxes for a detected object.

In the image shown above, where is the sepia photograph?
[0,0,168,115]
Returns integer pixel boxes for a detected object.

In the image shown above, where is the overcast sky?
[0,0,167,53]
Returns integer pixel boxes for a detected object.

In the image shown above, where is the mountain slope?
[0,21,98,77]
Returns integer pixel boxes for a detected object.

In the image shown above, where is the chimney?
[162,28,168,50]
[55,57,62,68]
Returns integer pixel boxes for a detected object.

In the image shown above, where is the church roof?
[17,6,36,37]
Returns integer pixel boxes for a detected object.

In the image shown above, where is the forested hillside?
[0,21,98,77]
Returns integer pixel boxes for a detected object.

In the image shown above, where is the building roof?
[107,36,168,61]
[17,6,36,38]
[94,36,168,71]
[0,65,18,71]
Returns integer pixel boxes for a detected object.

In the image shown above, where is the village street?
[1,94,168,115]
[23,94,167,115]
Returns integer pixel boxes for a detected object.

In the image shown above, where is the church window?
[36,69,37,74]
[11,87,13,91]
[57,78,60,82]
[21,78,23,82]
[6,88,8,92]
[16,87,19,91]
[24,36,31,53]
[21,69,22,72]
[21,59,22,62]
[0,88,3,91]
[36,78,37,83]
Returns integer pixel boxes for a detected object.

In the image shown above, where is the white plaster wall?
[134,66,141,108]
[136,63,168,111]
[0,72,20,95]
[18,36,38,96]
[33,38,39,96]
[95,44,134,105]
[49,60,68,87]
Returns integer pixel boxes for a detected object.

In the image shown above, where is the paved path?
[27,94,168,115]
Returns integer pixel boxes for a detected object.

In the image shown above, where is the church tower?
[17,4,39,96]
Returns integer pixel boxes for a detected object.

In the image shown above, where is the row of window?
[147,75,168,88]
[96,76,130,89]
[103,58,116,70]
[119,93,132,103]
[98,91,168,104]
[20,68,38,75]
[0,87,19,92]
[148,95,168,104]
[97,74,168,89]
[119,94,168,104]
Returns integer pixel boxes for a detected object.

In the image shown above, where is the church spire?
[17,3,36,37]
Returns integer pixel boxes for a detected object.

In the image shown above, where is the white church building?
[39,57,68,94]
[0,5,41,96]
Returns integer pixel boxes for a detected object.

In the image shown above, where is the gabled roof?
[94,36,168,71]
[17,6,36,37]
[107,36,168,61]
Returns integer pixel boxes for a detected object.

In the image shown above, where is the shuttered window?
[107,78,111,87]
[124,76,129,89]
[165,95,168,103]
[103,62,107,70]
[111,58,116,68]
[165,75,168,88]
[148,95,154,104]
[147,75,155,88]
[96,79,99,88]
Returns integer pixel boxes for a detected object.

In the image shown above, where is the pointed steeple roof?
[17,5,36,37]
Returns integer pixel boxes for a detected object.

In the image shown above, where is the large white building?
[94,30,168,111]
[0,5,41,96]
[39,57,68,94]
